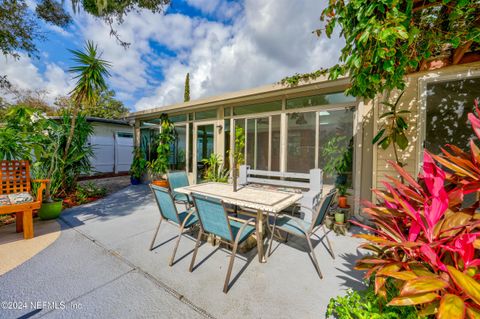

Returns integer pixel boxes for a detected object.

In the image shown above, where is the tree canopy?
[0,81,127,120]
[0,0,170,59]
[282,0,480,99]
[54,90,128,119]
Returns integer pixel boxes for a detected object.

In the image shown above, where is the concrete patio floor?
[0,185,365,319]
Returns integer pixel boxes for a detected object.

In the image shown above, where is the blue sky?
[2,0,343,112]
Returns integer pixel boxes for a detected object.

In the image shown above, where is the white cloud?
[2,0,344,112]
[44,24,73,38]
[135,0,344,110]
[0,54,72,104]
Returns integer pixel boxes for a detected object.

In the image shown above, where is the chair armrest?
[233,218,256,244]
[294,205,315,213]
[291,204,315,216]
[32,179,50,203]
[180,207,197,229]
[173,192,188,200]
[289,217,309,235]
[228,216,256,226]
[173,192,191,209]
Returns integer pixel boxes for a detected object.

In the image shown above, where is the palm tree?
[63,41,111,163]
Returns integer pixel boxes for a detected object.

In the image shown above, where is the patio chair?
[167,171,192,209]
[189,193,256,293]
[267,189,337,279]
[149,184,198,266]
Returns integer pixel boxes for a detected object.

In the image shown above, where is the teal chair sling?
[189,193,256,293]
[268,189,337,279]
[167,171,192,208]
[150,184,198,266]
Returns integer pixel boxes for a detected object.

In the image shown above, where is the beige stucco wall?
[373,61,480,190]
[357,99,375,205]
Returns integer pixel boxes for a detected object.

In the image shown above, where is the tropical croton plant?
[354,100,480,318]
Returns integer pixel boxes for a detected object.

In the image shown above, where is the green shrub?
[201,153,229,183]
[326,281,420,319]
[75,182,107,204]
[130,147,147,179]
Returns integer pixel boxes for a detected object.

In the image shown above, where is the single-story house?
[127,60,480,218]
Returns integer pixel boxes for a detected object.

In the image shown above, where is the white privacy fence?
[88,126,134,174]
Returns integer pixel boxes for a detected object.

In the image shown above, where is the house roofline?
[127,75,351,120]
[49,116,131,126]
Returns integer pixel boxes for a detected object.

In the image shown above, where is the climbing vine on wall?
[282,0,480,99]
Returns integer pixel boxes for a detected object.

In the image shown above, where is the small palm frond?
[68,40,111,106]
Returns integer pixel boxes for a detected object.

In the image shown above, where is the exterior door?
[193,122,216,183]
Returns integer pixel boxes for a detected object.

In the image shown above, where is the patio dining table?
[175,182,303,263]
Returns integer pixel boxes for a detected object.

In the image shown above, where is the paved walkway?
[0,185,365,319]
[0,219,60,276]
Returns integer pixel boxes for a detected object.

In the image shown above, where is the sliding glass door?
[193,122,216,183]
[233,115,281,171]
[169,125,187,171]
[286,107,354,186]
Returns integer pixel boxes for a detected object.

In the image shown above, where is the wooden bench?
[238,165,323,221]
[0,160,48,239]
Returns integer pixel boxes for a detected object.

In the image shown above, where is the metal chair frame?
[149,184,197,266]
[267,190,337,279]
[167,171,193,209]
[189,192,256,293]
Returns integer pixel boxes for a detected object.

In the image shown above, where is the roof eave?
[127,75,350,120]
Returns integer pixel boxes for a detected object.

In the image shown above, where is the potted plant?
[35,112,93,218]
[130,147,147,185]
[334,210,345,224]
[148,113,175,187]
[322,135,353,185]
[336,184,350,208]
[32,117,64,220]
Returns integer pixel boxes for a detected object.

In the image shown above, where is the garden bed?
[0,181,110,227]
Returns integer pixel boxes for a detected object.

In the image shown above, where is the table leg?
[256,209,266,263]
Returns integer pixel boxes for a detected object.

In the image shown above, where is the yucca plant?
[354,99,480,318]
[65,40,110,168]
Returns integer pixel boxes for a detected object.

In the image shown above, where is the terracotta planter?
[338,196,348,208]
[152,180,169,188]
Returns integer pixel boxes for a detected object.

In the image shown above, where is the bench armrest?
[32,179,50,203]
[32,179,50,183]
